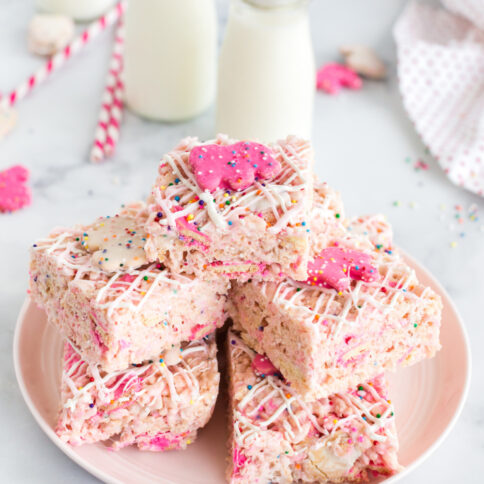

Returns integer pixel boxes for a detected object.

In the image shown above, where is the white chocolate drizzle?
[269,239,426,340]
[230,333,397,460]
[61,337,210,412]
[31,203,198,318]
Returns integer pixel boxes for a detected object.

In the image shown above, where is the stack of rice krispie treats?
[29,134,442,482]
[30,202,228,450]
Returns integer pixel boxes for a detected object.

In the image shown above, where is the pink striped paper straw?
[90,19,125,162]
[104,74,124,156]
[0,1,127,111]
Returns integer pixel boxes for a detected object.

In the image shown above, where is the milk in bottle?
[124,0,218,122]
[216,0,315,141]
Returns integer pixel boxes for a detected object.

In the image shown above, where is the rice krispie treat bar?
[229,184,442,401]
[30,202,229,372]
[145,134,314,282]
[57,335,219,450]
[227,331,401,483]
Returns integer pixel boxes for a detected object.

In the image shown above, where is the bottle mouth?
[242,0,308,9]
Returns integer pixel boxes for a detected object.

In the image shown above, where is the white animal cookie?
[28,14,75,56]
[340,45,386,80]
[84,215,148,273]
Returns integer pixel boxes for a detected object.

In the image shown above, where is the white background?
[1,0,483,482]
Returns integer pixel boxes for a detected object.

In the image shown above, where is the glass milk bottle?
[124,0,217,122]
[35,0,116,21]
[216,0,315,141]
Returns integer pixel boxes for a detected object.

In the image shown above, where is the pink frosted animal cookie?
[189,141,281,192]
[316,63,362,95]
[0,165,31,213]
[304,246,378,292]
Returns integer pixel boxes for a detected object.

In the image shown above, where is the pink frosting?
[111,274,138,288]
[316,63,362,95]
[233,446,248,474]
[0,165,31,212]
[188,141,281,192]
[146,433,181,451]
[113,375,143,399]
[90,327,108,352]
[252,354,279,377]
[304,247,378,292]
[189,322,216,340]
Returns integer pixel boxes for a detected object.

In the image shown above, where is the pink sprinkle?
[414,159,429,170]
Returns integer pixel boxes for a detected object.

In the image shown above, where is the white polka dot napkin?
[394,0,484,196]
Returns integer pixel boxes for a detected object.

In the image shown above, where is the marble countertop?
[1,0,482,482]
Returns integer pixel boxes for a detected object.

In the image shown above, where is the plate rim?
[381,251,472,483]
[13,252,472,484]
[13,298,123,484]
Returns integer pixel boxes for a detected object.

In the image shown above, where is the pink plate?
[14,253,471,484]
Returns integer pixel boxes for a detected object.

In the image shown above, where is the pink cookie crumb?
[174,206,211,249]
[90,327,108,353]
[189,321,217,340]
[0,165,31,213]
[111,274,138,288]
[233,446,248,474]
[143,433,180,451]
[252,354,279,377]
